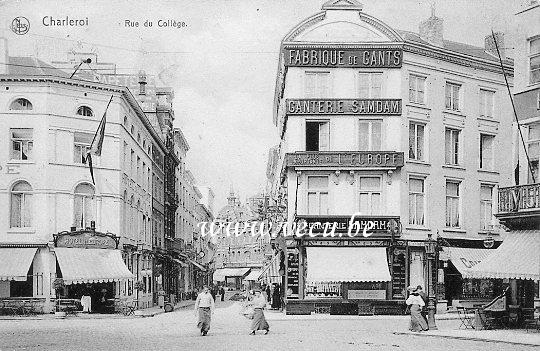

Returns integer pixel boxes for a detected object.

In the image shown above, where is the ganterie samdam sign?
[286,151,404,168]
[284,48,402,68]
[286,99,401,115]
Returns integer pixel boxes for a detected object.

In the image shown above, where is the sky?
[0,0,526,211]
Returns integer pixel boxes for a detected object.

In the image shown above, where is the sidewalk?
[394,328,540,347]
[0,300,195,320]
[263,308,461,321]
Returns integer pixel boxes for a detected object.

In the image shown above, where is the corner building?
[273,1,514,315]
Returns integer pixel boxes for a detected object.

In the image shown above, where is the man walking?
[219,285,225,302]
[194,286,215,336]
[416,285,428,324]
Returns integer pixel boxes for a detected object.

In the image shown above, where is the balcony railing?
[497,183,540,213]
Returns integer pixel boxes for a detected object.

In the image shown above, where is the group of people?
[405,285,429,332]
[260,283,281,310]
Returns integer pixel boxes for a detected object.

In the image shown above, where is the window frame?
[526,123,540,182]
[358,175,383,216]
[10,128,34,161]
[10,180,33,228]
[358,119,383,151]
[409,74,426,104]
[358,72,383,99]
[9,98,33,111]
[76,106,93,117]
[408,122,426,161]
[445,127,461,166]
[304,71,331,98]
[480,184,494,231]
[529,37,540,85]
[445,180,461,228]
[479,133,495,170]
[479,89,495,118]
[305,119,330,152]
[73,183,96,229]
[445,82,462,111]
[408,176,426,226]
[306,174,330,215]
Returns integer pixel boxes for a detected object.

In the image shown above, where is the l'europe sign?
[297,215,401,238]
[284,48,402,68]
[54,230,119,249]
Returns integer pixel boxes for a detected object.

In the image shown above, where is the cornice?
[282,42,404,49]
[284,12,326,42]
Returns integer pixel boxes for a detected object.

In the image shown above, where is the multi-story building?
[269,1,514,315]
[0,40,165,311]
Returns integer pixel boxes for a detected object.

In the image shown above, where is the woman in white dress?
[406,286,428,332]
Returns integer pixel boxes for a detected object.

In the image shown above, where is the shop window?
[10,128,33,161]
[445,82,461,111]
[408,178,425,226]
[74,183,95,229]
[74,132,93,164]
[529,37,540,84]
[480,185,493,230]
[445,181,461,228]
[76,106,93,117]
[10,180,33,228]
[479,89,494,118]
[358,72,382,98]
[461,278,495,299]
[359,120,381,151]
[10,98,33,110]
[305,121,329,151]
[445,128,461,166]
[409,122,425,161]
[304,71,330,98]
[409,74,425,104]
[358,176,381,215]
[307,176,329,215]
[479,134,494,170]
[527,124,540,183]
[392,250,406,299]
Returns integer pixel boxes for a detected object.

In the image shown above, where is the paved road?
[0,300,536,351]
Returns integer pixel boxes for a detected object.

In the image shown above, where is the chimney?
[485,32,505,60]
[138,70,147,95]
[419,8,444,47]
[0,37,8,75]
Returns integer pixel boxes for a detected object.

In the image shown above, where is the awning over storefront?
[442,247,493,275]
[173,259,188,267]
[464,230,540,281]
[187,258,207,271]
[259,254,281,284]
[213,268,250,281]
[306,247,391,283]
[244,270,262,281]
[55,248,134,284]
[0,248,37,281]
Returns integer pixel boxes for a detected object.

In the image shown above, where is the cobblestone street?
[0,301,537,351]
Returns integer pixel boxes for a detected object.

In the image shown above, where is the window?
[137,156,141,182]
[409,122,425,161]
[74,183,95,229]
[359,176,381,215]
[131,126,135,134]
[530,37,540,84]
[358,72,382,98]
[74,133,93,164]
[304,72,330,98]
[409,178,425,226]
[409,75,426,104]
[359,120,382,151]
[130,150,135,177]
[445,181,460,228]
[10,98,33,110]
[10,129,33,161]
[480,134,494,170]
[123,116,128,126]
[76,106,93,117]
[445,128,460,165]
[305,121,329,151]
[479,89,494,118]
[307,176,329,215]
[445,82,461,111]
[527,124,540,183]
[480,185,493,230]
[10,181,32,228]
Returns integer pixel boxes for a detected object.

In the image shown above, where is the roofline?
[173,127,190,152]
[0,74,167,152]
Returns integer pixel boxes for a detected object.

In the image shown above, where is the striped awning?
[55,248,134,284]
[442,247,493,275]
[465,230,540,281]
[244,270,262,281]
[259,254,281,284]
[0,248,37,281]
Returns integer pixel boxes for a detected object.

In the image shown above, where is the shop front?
[285,215,407,315]
[53,229,133,313]
[213,268,250,290]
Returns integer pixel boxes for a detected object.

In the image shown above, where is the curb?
[393,331,540,347]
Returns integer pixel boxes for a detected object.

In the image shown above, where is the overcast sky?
[0,0,526,211]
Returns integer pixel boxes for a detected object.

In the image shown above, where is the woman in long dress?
[406,286,428,332]
[249,290,269,335]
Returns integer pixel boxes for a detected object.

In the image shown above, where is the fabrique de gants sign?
[284,48,403,68]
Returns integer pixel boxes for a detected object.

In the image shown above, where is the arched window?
[10,181,32,228]
[10,98,33,110]
[74,183,95,229]
[76,106,93,117]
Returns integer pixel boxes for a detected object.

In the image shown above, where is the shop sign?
[286,99,401,115]
[347,289,386,300]
[54,230,119,249]
[498,183,540,213]
[286,249,299,299]
[286,152,404,168]
[298,216,401,237]
[284,48,402,68]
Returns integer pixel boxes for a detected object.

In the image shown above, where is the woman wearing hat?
[406,286,428,332]
[247,290,269,335]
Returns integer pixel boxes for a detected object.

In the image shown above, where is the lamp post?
[424,232,438,330]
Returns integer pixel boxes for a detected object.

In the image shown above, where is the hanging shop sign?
[286,249,299,299]
[286,151,404,168]
[286,99,401,115]
[297,215,401,236]
[54,230,119,249]
[284,48,403,68]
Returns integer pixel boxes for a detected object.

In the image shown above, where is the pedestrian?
[194,286,215,336]
[248,290,269,335]
[406,286,428,332]
[271,283,281,310]
[210,285,217,301]
[416,285,428,324]
[220,285,225,302]
[265,284,271,303]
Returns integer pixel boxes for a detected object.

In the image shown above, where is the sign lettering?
[286,152,404,168]
[286,99,401,115]
[498,184,540,213]
[284,48,402,68]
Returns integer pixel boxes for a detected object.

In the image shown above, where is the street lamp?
[424,232,438,330]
